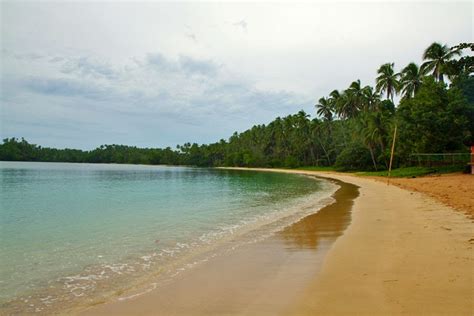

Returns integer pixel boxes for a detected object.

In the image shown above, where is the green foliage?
[334,142,375,171]
[376,62,399,100]
[421,42,461,83]
[452,75,474,104]
[400,62,422,99]
[396,77,472,161]
[0,139,183,165]
[356,165,465,178]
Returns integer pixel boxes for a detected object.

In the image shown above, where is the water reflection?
[278,179,359,250]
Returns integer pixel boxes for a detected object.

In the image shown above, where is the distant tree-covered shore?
[1,42,473,171]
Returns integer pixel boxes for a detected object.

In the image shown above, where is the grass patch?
[356,165,465,178]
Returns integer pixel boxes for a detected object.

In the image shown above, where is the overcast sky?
[1,1,472,149]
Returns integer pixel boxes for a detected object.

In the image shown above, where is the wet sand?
[80,169,473,315]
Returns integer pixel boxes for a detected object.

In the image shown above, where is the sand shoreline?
[80,168,473,315]
[237,168,473,315]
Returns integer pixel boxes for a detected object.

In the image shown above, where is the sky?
[1,1,472,149]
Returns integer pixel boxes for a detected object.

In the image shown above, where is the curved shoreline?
[78,171,359,315]
[226,168,473,314]
[1,169,338,315]
[78,167,472,314]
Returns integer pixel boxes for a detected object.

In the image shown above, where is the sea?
[0,161,338,314]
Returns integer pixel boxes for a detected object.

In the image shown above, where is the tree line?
[1,42,473,171]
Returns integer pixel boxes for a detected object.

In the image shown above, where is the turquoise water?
[0,162,336,313]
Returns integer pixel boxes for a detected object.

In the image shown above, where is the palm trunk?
[309,146,316,165]
[318,139,332,166]
[368,144,378,171]
[379,140,388,168]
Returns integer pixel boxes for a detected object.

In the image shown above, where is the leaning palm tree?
[376,63,399,101]
[315,97,333,122]
[399,62,422,99]
[421,42,461,83]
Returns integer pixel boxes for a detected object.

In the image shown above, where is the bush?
[334,143,375,171]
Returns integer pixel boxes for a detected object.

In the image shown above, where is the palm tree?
[362,129,378,170]
[376,63,399,101]
[311,120,332,165]
[315,97,333,122]
[329,89,341,100]
[327,90,342,118]
[338,80,364,119]
[421,42,461,83]
[361,85,381,111]
[399,62,422,99]
[443,43,473,82]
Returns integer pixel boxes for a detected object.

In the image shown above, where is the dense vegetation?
[1,42,473,171]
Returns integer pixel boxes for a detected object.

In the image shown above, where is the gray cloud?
[60,57,117,80]
[178,55,219,77]
[146,53,219,77]
[233,19,248,33]
[7,50,305,129]
[13,52,44,61]
[146,53,179,72]
[49,56,65,63]
[185,33,197,42]
[22,76,112,101]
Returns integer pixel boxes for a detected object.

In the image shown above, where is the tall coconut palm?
[376,63,399,101]
[341,80,364,118]
[399,62,422,99]
[315,97,333,122]
[421,42,461,83]
[327,90,341,118]
[329,89,341,100]
[361,85,381,111]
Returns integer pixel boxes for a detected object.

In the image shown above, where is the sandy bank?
[219,168,473,315]
[79,168,473,315]
[245,168,473,315]
[380,173,474,218]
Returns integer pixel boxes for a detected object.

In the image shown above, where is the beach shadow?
[278,179,359,250]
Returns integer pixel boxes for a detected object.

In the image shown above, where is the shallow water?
[0,162,336,314]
